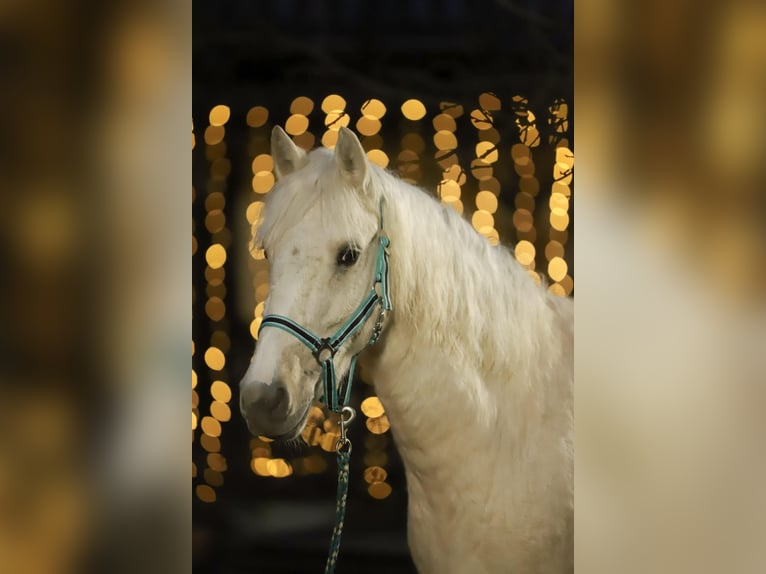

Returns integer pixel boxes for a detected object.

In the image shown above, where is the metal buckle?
[335,406,356,453]
[314,339,336,363]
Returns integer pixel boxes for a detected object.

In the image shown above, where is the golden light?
[205,210,225,233]
[550,211,570,231]
[433,130,458,150]
[192,390,199,408]
[322,130,339,148]
[476,191,498,213]
[432,113,456,132]
[522,126,541,147]
[367,149,389,168]
[438,180,461,201]
[435,150,458,170]
[549,193,569,211]
[246,106,269,127]
[204,125,225,145]
[251,457,270,476]
[210,380,232,402]
[205,192,225,211]
[267,458,292,478]
[205,244,226,268]
[209,104,230,126]
[401,99,426,120]
[207,453,227,472]
[514,158,536,176]
[192,412,197,430]
[290,96,314,116]
[196,484,216,503]
[192,462,197,477]
[204,469,224,487]
[205,297,225,321]
[252,171,275,194]
[443,164,466,184]
[356,115,381,136]
[200,434,221,452]
[548,284,567,297]
[551,181,571,198]
[545,241,565,260]
[201,416,222,437]
[204,347,225,371]
[475,141,499,163]
[560,275,574,295]
[548,257,568,282]
[368,481,392,499]
[361,98,386,119]
[472,210,494,231]
[480,128,501,144]
[528,270,542,285]
[366,415,390,434]
[293,132,315,150]
[324,110,350,130]
[478,92,502,111]
[364,466,388,484]
[192,369,197,388]
[470,159,493,180]
[480,177,501,195]
[555,146,574,166]
[361,396,385,418]
[251,154,274,173]
[211,401,231,422]
[512,209,534,232]
[470,108,493,130]
[511,144,529,161]
[514,241,536,266]
[322,94,346,113]
[439,101,464,117]
[285,114,309,135]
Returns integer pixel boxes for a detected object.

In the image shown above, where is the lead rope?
[324,406,355,574]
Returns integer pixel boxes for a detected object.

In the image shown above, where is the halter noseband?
[258,198,392,415]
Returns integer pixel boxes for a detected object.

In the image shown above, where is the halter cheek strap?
[257,198,392,414]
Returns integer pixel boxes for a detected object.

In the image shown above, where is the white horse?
[240,126,573,574]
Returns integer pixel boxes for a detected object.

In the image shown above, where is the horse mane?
[257,147,567,389]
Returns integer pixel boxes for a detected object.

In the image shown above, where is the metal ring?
[335,438,352,453]
[341,405,356,425]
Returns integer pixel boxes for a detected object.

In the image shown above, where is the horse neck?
[366,175,559,471]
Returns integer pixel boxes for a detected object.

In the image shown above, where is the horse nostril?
[255,380,290,418]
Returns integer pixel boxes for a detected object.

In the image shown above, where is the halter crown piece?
[257,197,392,574]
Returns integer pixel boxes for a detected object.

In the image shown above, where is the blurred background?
[1,0,764,573]
[193,1,573,572]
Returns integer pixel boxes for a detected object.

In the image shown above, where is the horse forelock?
[255,148,381,251]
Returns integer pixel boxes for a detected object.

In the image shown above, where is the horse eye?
[336,246,360,266]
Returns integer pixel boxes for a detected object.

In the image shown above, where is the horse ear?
[334,127,367,188]
[271,126,307,178]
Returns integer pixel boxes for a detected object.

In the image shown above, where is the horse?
[239,125,573,573]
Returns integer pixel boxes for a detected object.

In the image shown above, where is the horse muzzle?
[239,379,307,439]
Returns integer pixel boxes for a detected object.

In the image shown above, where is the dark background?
[193,1,572,572]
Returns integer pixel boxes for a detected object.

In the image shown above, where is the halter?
[258,197,391,417]
[257,198,392,573]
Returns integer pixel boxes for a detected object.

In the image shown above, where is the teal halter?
[258,199,392,415]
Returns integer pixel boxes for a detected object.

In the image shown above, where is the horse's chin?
[260,400,312,442]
